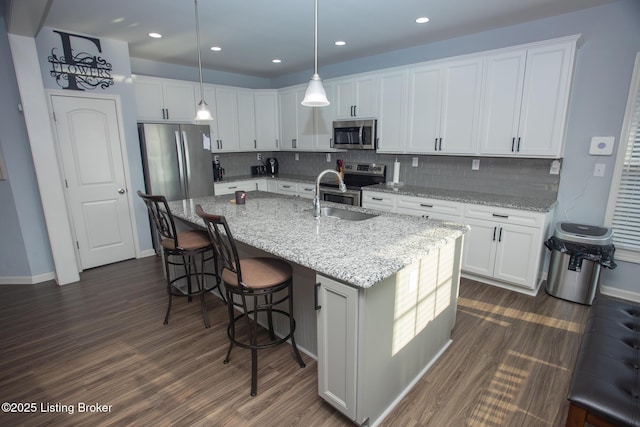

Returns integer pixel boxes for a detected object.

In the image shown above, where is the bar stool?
[137,191,223,328]
[196,204,305,396]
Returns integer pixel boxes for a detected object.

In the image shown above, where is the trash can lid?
[553,222,613,245]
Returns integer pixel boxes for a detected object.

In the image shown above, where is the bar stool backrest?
[195,205,244,287]
[137,191,179,248]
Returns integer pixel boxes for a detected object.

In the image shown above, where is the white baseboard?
[139,249,157,258]
[0,271,56,285]
[600,285,640,303]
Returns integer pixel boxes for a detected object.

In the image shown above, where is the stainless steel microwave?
[332,119,377,150]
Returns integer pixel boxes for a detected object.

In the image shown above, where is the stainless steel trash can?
[545,222,614,305]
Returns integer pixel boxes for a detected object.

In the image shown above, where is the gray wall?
[0,14,54,279]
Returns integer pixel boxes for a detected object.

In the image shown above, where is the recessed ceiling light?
[335,41,346,46]
[210,46,222,51]
[415,17,430,24]
[272,59,282,64]
[148,32,162,38]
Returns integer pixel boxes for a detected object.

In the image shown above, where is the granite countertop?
[218,175,557,212]
[167,191,468,288]
[363,183,557,212]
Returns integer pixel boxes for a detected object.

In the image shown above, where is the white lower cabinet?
[461,205,552,292]
[316,275,358,420]
[395,194,462,221]
[213,180,259,196]
[361,190,396,212]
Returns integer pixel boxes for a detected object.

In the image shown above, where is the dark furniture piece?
[137,191,223,328]
[566,294,640,427]
[196,204,305,396]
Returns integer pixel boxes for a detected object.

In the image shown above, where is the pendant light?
[194,0,213,121]
[301,0,330,107]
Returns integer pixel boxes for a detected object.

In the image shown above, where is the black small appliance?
[213,159,224,181]
[266,158,278,175]
[251,165,266,176]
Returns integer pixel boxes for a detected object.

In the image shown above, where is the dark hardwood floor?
[0,256,589,426]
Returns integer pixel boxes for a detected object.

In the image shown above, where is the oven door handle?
[358,124,364,148]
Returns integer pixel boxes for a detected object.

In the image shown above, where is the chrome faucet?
[314,169,347,217]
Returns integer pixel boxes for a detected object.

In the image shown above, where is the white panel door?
[52,95,136,270]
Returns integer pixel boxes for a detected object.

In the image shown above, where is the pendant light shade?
[301,0,329,107]
[194,0,213,121]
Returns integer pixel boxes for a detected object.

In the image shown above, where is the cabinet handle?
[161,109,165,119]
[492,213,509,218]
[498,227,503,242]
[276,138,279,147]
[372,197,383,201]
[229,186,237,189]
[492,226,497,241]
[282,185,291,188]
[314,282,321,310]
[420,203,433,208]
[354,105,357,116]
[439,138,443,151]
[511,137,516,152]
[434,138,438,151]
[165,108,169,120]
[292,138,297,148]
[517,137,521,152]
[254,139,257,149]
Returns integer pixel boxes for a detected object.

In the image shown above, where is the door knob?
[118,188,125,194]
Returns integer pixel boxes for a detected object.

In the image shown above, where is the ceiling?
[31,0,616,78]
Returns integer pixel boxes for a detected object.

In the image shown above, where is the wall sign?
[48,30,114,91]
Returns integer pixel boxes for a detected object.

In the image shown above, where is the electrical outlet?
[257,153,262,161]
[412,157,419,167]
[594,163,606,177]
[472,159,480,170]
[295,153,299,161]
[550,160,561,175]
[326,153,331,162]
[214,155,219,162]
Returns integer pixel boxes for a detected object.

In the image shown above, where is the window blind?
[607,53,640,261]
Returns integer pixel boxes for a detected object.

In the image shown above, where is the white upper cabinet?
[278,85,315,151]
[376,70,408,153]
[254,90,280,151]
[237,89,257,151]
[335,74,378,119]
[133,75,196,122]
[206,85,240,152]
[406,58,482,155]
[478,37,578,158]
[314,81,337,150]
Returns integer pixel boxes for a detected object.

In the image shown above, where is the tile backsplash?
[214,151,560,200]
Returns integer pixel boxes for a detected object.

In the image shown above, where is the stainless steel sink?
[320,206,378,221]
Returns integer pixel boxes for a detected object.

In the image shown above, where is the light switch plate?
[589,137,615,155]
[594,163,606,177]
[412,157,419,167]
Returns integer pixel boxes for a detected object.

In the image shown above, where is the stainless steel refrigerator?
[138,123,213,201]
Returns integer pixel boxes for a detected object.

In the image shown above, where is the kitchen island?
[168,191,467,426]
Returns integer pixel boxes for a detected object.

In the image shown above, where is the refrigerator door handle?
[181,131,191,197]
[175,131,187,197]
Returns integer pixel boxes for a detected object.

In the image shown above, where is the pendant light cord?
[313,0,318,75]
[195,0,204,99]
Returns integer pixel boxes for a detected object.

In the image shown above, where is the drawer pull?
[492,213,509,219]
[282,185,292,188]
[420,203,433,208]
[372,197,383,201]
[229,186,237,189]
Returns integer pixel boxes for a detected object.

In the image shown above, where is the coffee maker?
[213,158,224,181]
[266,158,278,176]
